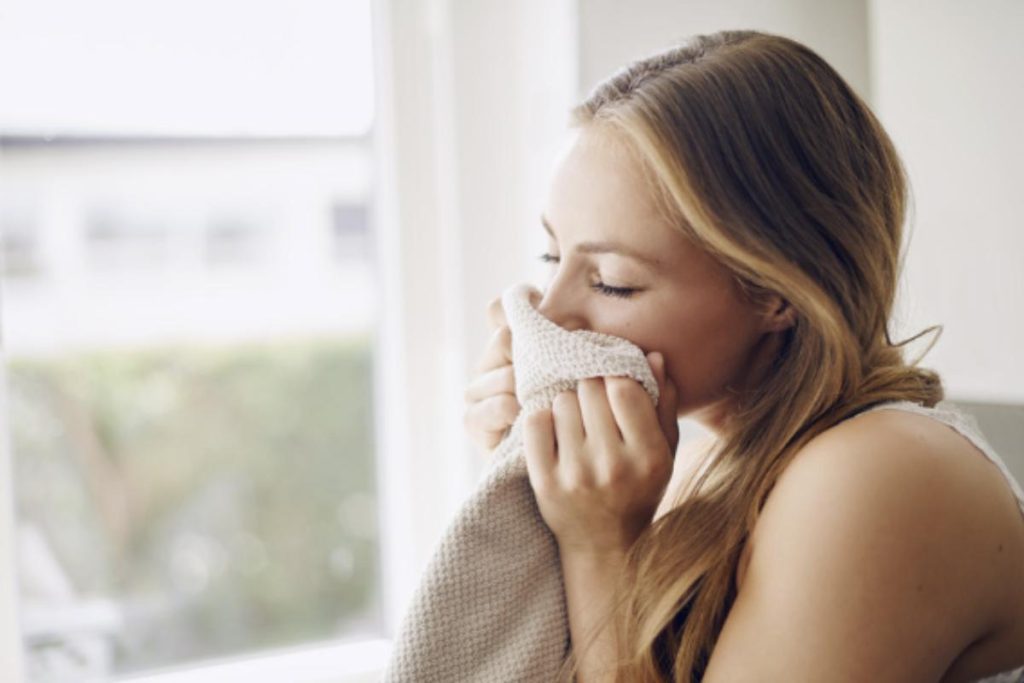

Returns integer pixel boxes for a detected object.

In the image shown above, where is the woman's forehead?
[543,126,734,284]
[544,127,683,253]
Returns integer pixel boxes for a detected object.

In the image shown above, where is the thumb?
[647,352,680,454]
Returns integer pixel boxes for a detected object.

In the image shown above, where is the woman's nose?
[537,286,588,332]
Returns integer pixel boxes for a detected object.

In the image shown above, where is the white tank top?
[854,400,1024,682]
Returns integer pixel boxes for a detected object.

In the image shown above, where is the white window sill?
[110,638,391,683]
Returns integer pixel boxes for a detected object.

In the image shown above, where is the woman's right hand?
[463,295,522,456]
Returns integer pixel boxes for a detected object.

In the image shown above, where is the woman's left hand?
[522,351,680,555]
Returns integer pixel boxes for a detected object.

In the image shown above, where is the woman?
[462,30,1024,682]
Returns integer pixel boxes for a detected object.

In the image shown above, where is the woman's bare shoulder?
[791,405,1021,511]
[778,406,1024,567]
[748,407,1024,669]
[707,405,1024,680]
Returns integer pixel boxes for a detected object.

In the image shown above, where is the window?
[330,203,373,262]
[0,206,42,279]
[84,207,173,270]
[0,1,384,680]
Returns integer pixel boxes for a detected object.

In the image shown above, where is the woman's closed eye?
[537,252,638,299]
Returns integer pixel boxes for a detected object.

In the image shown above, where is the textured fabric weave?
[382,281,660,682]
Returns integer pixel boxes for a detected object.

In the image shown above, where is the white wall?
[870,0,1024,404]
[577,0,871,101]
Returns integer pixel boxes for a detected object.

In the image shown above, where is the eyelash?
[537,253,637,299]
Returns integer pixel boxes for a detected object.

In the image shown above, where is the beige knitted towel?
[382,281,660,682]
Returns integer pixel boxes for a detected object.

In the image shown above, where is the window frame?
[1,359,26,681]
[114,639,391,683]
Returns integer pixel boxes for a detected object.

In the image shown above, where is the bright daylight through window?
[0,1,382,680]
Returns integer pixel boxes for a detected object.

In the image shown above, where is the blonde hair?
[555,30,943,682]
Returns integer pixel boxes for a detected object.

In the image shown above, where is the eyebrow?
[541,215,663,269]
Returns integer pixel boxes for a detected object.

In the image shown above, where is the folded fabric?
[382,281,660,682]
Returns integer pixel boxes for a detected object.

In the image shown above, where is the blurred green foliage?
[9,336,381,673]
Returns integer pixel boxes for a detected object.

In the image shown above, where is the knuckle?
[480,400,502,429]
[591,441,617,462]
[528,474,550,497]
[488,398,513,424]
[552,392,566,410]
[641,454,670,480]
[488,323,506,345]
[487,298,507,328]
[498,393,520,417]
[608,377,638,401]
[469,402,489,428]
[525,407,548,426]
[489,324,511,352]
[561,472,587,496]
[502,363,517,389]
[635,433,662,455]
[597,460,629,486]
[467,424,487,447]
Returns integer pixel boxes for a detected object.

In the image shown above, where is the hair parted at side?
[553,29,944,683]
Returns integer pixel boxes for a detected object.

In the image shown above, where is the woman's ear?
[761,295,796,332]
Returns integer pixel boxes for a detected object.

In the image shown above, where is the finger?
[576,377,622,445]
[463,393,520,433]
[523,408,556,493]
[551,389,585,466]
[527,286,542,309]
[646,351,664,400]
[486,295,507,330]
[474,324,513,374]
[660,380,680,455]
[470,427,503,453]
[649,353,680,455]
[464,364,517,403]
[605,376,662,452]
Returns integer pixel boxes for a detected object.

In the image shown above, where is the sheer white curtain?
[373,0,578,641]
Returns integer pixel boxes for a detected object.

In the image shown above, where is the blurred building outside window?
[0,1,387,680]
